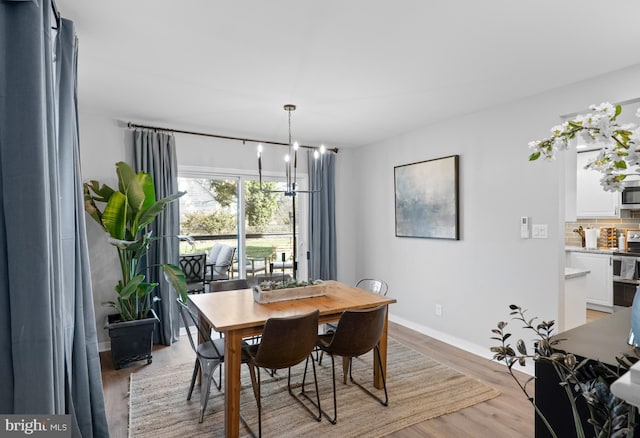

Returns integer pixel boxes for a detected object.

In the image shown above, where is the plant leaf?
[136,191,186,234]
[162,263,188,304]
[118,274,145,300]
[102,191,128,240]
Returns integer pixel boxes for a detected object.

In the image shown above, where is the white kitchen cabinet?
[576,150,620,218]
[566,251,613,310]
[564,268,588,331]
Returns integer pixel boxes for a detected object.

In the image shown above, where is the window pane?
[244,180,298,277]
[178,177,238,254]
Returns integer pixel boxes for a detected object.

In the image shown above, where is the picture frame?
[394,155,459,240]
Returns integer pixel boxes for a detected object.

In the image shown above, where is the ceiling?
[55,0,640,148]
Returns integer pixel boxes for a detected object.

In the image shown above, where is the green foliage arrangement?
[491,305,637,438]
[84,161,188,320]
[258,279,323,291]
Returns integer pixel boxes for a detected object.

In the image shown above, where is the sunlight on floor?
[586,309,610,323]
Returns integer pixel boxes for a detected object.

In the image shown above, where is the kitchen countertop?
[565,245,618,254]
[556,308,633,365]
[566,246,640,257]
[565,267,590,279]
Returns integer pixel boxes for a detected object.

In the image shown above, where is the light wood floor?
[100,321,533,437]
[586,308,610,323]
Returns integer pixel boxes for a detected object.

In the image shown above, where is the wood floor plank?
[100,322,534,437]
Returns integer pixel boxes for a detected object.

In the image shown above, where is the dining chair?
[241,309,322,437]
[319,278,388,364]
[208,278,250,293]
[205,278,252,381]
[314,305,389,424]
[179,253,207,294]
[176,298,249,423]
[355,278,388,296]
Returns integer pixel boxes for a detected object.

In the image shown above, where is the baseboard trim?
[98,341,110,353]
[389,313,534,376]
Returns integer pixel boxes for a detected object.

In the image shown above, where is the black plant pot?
[105,309,159,370]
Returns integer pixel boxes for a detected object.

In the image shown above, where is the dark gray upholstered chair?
[241,310,321,437]
[314,305,389,424]
[179,253,207,294]
[205,244,236,282]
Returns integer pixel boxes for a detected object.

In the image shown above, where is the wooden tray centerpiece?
[253,279,326,304]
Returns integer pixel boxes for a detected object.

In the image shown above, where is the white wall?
[80,114,130,348]
[336,63,640,359]
[79,64,640,352]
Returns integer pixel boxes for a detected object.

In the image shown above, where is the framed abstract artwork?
[394,155,460,240]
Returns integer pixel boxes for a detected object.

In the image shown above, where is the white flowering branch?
[528,102,640,192]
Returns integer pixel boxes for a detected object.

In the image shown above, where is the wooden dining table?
[188,279,397,438]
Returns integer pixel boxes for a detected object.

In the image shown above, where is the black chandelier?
[257,104,325,196]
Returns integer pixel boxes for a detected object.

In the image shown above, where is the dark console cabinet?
[535,309,639,437]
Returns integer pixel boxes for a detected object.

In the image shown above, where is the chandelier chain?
[288,108,292,146]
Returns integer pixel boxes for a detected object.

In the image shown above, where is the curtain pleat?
[134,130,181,345]
[307,151,337,280]
[59,19,109,437]
[0,2,108,436]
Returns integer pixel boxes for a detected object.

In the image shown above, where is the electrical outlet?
[435,304,443,316]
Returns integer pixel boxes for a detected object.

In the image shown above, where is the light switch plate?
[532,224,548,239]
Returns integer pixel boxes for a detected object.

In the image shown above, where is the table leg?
[373,305,389,389]
[224,330,242,438]
[342,357,349,384]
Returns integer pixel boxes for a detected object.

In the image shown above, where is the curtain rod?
[127,121,339,153]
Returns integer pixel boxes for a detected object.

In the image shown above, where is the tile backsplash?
[565,216,640,247]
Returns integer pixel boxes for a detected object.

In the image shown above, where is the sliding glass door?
[178,171,306,280]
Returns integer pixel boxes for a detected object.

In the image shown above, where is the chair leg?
[187,359,200,401]
[244,357,322,437]
[212,363,222,391]
[245,364,262,437]
[326,354,339,424]
[305,352,338,424]
[349,346,389,407]
[198,360,220,423]
[297,356,322,422]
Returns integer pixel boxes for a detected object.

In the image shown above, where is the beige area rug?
[128,339,500,437]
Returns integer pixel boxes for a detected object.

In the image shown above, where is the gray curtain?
[307,151,337,279]
[0,2,108,437]
[134,130,181,345]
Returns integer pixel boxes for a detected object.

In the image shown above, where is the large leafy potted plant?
[84,161,187,369]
